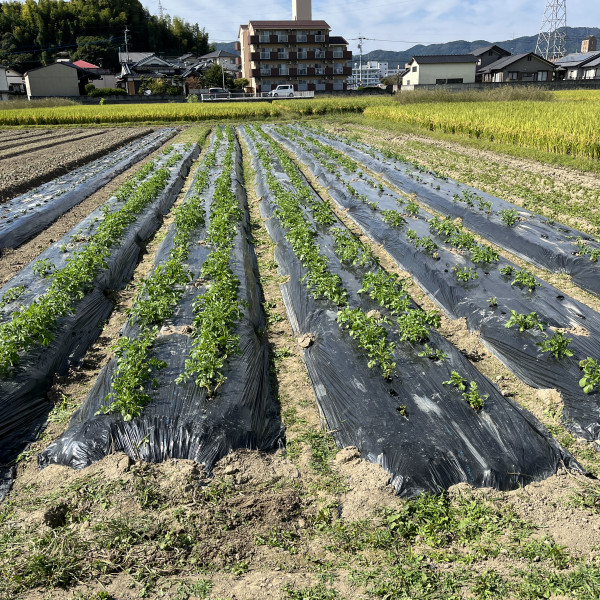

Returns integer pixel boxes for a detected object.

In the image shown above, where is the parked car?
[207,87,230,99]
[269,84,295,97]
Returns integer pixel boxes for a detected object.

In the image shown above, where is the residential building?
[24,61,99,99]
[470,45,511,81]
[198,50,241,76]
[72,60,117,89]
[401,55,477,88]
[117,51,181,94]
[6,68,25,94]
[581,55,600,80]
[350,61,388,87]
[581,36,597,53]
[238,0,351,93]
[0,66,8,100]
[478,52,554,83]
[553,51,600,80]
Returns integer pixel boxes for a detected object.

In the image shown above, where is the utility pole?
[124,25,130,62]
[535,0,567,60]
[357,36,365,87]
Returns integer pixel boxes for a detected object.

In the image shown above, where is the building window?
[333,49,343,58]
[260,49,271,59]
[278,48,288,59]
[488,50,493,56]
[297,32,307,42]
[436,79,447,84]
[508,72,518,80]
[277,32,288,43]
[447,78,463,83]
[259,33,270,43]
[298,50,307,59]
[527,55,532,61]
[412,66,417,72]
[298,66,307,75]
[537,71,548,81]
[315,33,325,42]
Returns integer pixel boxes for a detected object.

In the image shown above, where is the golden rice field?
[364,92,600,159]
[0,89,598,158]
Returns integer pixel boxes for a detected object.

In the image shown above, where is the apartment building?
[237,0,351,93]
[350,61,388,87]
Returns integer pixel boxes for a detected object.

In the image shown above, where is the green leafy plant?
[462,381,487,411]
[574,237,600,262]
[505,310,544,332]
[358,270,410,315]
[337,307,396,378]
[537,331,573,359]
[452,265,479,282]
[418,344,448,361]
[499,208,521,227]
[32,258,55,278]
[579,357,600,394]
[488,296,498,307]
[405,199,420,216]
[471,244,499,264]
[0,285,25,310]
[381,209,406,228]
[443,371,467,392]
[332,228,375,267]
[397,309,440,343]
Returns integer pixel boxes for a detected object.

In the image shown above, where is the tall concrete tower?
[293,0,312,20]
[535,0,567,60]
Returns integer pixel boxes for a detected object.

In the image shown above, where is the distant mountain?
[356,26,600,68]
[213,42,239,55]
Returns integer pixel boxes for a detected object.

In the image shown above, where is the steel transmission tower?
[158,0,165,19]
[535,0,567,60]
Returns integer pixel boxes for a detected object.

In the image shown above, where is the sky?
[153,0,600,55]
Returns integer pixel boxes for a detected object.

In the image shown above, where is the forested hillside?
[0,0,211,71]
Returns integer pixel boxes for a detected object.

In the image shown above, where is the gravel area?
[0,127,155,202]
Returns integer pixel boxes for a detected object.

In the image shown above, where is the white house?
[401,55,477,89]
[0,66,8,100]
[6,68,25,95]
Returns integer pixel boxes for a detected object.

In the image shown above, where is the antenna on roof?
[535,0,567,60]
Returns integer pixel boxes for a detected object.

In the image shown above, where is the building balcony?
[288,51,297,61]
[249,35,259,45]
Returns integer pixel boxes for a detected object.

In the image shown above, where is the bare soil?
[0,127,154,202]
[0,129,174,287]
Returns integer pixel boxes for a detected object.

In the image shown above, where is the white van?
[269,84,295,97]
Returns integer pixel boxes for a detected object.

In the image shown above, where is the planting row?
[0,141,199,497]
[41,127,283,476]
[301,124,600,300]
[0,128,177,249]
[270,124,600,440]
[241,124,574,496]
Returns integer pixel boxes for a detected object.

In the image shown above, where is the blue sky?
[152,0,600,55]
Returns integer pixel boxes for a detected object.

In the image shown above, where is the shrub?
[87,87,127,97]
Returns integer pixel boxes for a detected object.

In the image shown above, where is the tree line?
[0,0,211,71]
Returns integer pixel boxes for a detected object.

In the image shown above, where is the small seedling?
[462,381,487,411]
[418,344,448,361]
[488,296,498,307]
[505,310,544,332]
[381,209,407,228]
[443,370,467,392]
[537,331,573,359]
[452,265,479,282]
[32,258,55,278]
[580,357,600,394]
[499,208,521,227]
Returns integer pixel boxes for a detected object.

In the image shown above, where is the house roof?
[200,50,238,59]
[248,20,330,30]
[553,51,600,68]
[583,55,600,68]
[25,61,101,79]
[329,36,348,45]
[118,51,154,64]
[470,45,511,58]
[72,60,99,69]
[410,54,478,65]
[479,52,555,73]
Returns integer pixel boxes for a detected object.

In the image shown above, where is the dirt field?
[1,123,600,600]
[0,127,154,202]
